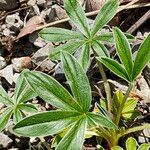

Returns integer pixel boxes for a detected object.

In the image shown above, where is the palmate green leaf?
[24,71,82,112]
[111,146,124,150]
[78,43,90,71]
[124,33,135,42]
[97,57,130,82]
[132,34,150,80]
[64,0,90,37]
[92,40,109,57]
[13,109,23,124]
[13,110,82,137]
[113,90,124,115]
[18,103,38,113]
[0,85,13,106]
[95,32,115,43]
[50,40,85,60]
[62,51,92,112]
[39,27,85,42]
[95,102,108,117]
[91,0,118,36]
[126,137,137,150]
[15,70,37,104]
[138,143,150,150]
[95,32,135,43]
[113,91,138,119]
[87,112,117,129]
[0,108,13,132]
[112,139,150,150]
[122,98,138,119]
[56,118,87,150]
[113,27,133,75]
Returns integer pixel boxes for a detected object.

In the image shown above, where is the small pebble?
[5,13,23,29]
[37,0,46,6]
[13,73,20,83]
[27,0,36,6]
[52,4,67,20]
[40,8,52,20]
[29,32,47,47]
[33,5,40,15]
[30,137,39,144]
[0,56,7,69]
[3,28,10,36]
[12,57,31,72]
[0,133,13,149]
[0,65,14,84]
[32,44,55,70]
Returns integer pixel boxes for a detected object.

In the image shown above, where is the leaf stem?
[115,82,134,125]
[39,137,52,150]
[96,127,119,148]
[91,47,113,118]
[97,61,113,117]
[120,124,150,137]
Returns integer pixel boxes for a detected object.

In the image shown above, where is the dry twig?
[127,10,150,34]
[16,1,150,40]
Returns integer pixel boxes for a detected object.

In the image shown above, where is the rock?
[55,63,65,81]
[0,56,7,69]
[0,65,14,84]
[85,0,105,12]
[37,0,46,6]
[3,28,10,36]
[53,4,67,20]
[32,5,40,15]
[0,133,13,149]
[29,32,47,47]
[5,13,23,27]
[13,73,20,83]
[27,0,36,6]
[138,129,150,143]
[137,31,143,38]
[30,137,37,143]
[46,0,53,8]
[40,8,52,21]
[32,44,55,71]
[12,57,32,72]
[1,24,6,29]
[5,13,23,32]
[30,137,39,144]
[0,0,19,10]
[23,42,35,55]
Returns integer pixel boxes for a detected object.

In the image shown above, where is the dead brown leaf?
[16,16,45,40]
